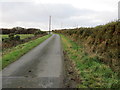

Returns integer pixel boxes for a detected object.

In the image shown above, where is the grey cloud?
[0,2,117,30]
[1,2,97,22]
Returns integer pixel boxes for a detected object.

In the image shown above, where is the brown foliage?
[53,21,120,75]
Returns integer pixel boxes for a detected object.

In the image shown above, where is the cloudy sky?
[0,0,119,31]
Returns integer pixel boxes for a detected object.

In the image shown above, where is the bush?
[15,35,20,40]
[34,30,46,35]
[2,38,9,43]
[8,33,15,40]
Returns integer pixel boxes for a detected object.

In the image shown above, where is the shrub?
[2,38,9,43]
[8,33,15,40]
[34,30,46,35]
[15,35,20,41]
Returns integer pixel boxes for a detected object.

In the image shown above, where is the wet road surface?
[2,34,64,88]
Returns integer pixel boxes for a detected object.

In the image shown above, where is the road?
[2,34,64,88]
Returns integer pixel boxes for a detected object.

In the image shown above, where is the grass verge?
[60,34,120,88]
[1,34,51,69]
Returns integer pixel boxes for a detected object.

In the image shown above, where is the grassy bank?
[1,34,51,69]
[60,34,120,88]
[54,21,120,74]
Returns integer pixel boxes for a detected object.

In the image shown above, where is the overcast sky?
[0,0,119,30]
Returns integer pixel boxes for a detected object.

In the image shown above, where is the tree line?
[1,27,41,34]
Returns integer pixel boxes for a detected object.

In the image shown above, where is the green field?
[60,34,120,88]
[1,34,34,39]
[1,34,51,69]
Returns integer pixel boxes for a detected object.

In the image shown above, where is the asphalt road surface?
[2,34,64,88]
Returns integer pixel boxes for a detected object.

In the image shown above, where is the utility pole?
[118,1,120,21]
[49,16,51,34]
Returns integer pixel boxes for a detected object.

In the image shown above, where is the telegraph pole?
[49,16,51,34]
[118,1,120,21]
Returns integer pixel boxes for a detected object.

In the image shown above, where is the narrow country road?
[2,34,64,88]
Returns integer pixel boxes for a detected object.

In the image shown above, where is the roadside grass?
[1,34,34,39]
[1,34,51,69]
[60,34,120,88]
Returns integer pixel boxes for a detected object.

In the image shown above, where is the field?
[1,34,51,69]
[60,34,120,88]
[1,34,34,39]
